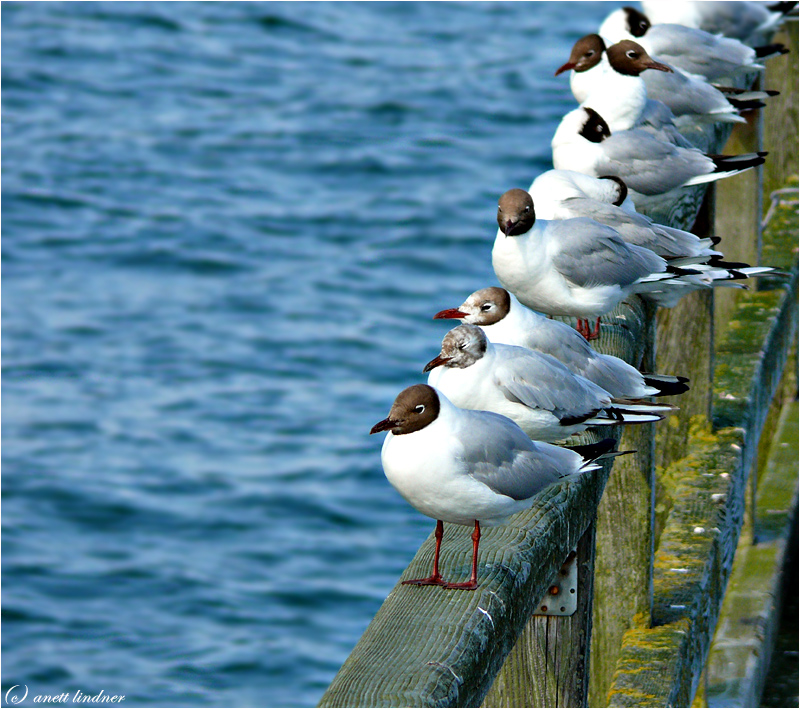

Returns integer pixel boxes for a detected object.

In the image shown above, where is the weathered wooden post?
[481,525,596,707]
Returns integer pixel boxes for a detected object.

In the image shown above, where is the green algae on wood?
[712,269,798,478]
[760,179,799,277]
[756,402,799,541]
[705,400,799,707]
[651,419,745,626]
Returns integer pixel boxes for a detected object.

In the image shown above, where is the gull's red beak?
[555,61,576,76]
[423,354,451,373]
[645,60,672,73]
[433,308,468,320]
[370,417,396,435]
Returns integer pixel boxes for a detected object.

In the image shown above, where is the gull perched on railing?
[424,324,673,440]
[492,188,774,337]
[433,287,689,399]
[371,383,626,590]
[556,34,763,129]
[550,107,766,211]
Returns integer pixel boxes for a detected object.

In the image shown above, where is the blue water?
[3,2,620,706]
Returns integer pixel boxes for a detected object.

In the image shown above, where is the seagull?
[599,7,788,83]
[424,324,671,441]
[556,34,753,128]
[371,383,626,589]
[491,188,771,336]
[550,106,767,211]
[433,287,690,399]
[531,169,637,212]
[529,170,723,263]
[492,187,672,338]
[641,1,798,47]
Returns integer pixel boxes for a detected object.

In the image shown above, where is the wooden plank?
[607,417,745,708]
[588,303,657,707]
[706,401,799,707]
[480,296,654,708]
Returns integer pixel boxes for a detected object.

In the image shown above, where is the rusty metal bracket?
[533,548,578,616]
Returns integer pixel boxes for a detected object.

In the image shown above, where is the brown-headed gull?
[550,106,767,211]
[491,189,772,336]
[599,7,788,82]
[370,383,626,589]
[556,34,755,128]
[565,39,701,150]
[433,287,690,399]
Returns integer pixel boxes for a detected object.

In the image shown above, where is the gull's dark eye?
[524,205,531,212]
[415,404,425,414]
[626,50,637,59]
[481,304,492,311]
[586,50,595,57]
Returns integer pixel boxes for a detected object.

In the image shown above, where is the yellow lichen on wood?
[608,622,693,707]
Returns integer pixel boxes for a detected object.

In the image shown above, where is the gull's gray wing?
[526,316,597,372]
[642,69,737,121]
[492,347,610,419]
[561,196,708,259]
[458,410,578,500]
[547,218,665,288]
[526,319,649,397]
[646,26,754,80]
[561,196,666,252]
[595,132,713,195]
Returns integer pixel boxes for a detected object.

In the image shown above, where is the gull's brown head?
[370,384,441,436]
[497,189,535,236]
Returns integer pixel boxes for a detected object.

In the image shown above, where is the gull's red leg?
[402,520,447,586]
[587,316,602,341]
[576,317,602,340]
[444,520,480,590]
